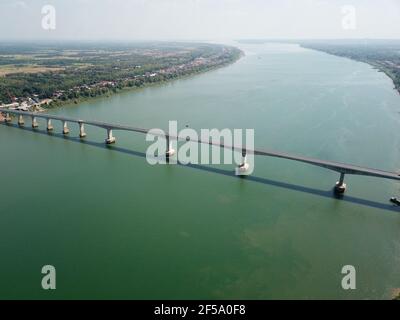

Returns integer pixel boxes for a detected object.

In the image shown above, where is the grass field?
[0,64,64,76]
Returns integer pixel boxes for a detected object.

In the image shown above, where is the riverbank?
[392,288,400,300]
[299,41,400,96]
[0,42,244,111]
[44,50,245,111]
[369,63,400,95]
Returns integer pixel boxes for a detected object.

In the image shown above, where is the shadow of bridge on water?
[2,122,400,213]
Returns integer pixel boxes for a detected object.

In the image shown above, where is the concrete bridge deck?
[2,109,400,193]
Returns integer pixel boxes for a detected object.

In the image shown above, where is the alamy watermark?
[41,265,56,290]
[41,5,56,30]
[341,5,357,30]
[341,265,356,290]
[146,121,255,175]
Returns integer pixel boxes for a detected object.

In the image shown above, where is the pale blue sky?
[0,0,399,40]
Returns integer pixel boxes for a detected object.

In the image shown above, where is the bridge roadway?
[2,109,400,193]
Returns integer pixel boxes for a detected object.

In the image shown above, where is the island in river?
[0,42,243,110]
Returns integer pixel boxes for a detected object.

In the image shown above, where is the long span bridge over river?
[2,109,400,194]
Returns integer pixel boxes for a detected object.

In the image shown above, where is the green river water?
[1,42,400,299]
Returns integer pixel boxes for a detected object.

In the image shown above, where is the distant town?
[0,42,243,117]
[0,56,226,112]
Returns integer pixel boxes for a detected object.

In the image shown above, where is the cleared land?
[0,64,64,76]
[0,42,243,106]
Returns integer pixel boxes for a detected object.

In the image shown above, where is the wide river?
[1,43,400,299]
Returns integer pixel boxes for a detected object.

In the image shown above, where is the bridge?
[2,109,400,194]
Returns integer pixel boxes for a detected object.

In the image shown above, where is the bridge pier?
[4,113,12,123]
[62,121,70,135]
[79,122,86,138]
[31,116,38,128]
[334,172,347,194]
[236,150,250,175]
[165,136,175,158]
[46,119,53,131]
[18,115,24,126]
[105,128,116,144]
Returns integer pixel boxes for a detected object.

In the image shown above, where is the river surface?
[1,42,400,299]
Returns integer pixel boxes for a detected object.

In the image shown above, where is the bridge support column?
[31,116,38,128]
[4,113,12,123]
[105,129,116,144]
[79,122,86,138]
[334,173,347,194]
[236,150,250,175]
[46,119,53,131]
[18,115,24,126]
[62,121,70,135]
[165,136,175,158]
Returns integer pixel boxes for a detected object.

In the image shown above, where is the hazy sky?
[0,0,399,41]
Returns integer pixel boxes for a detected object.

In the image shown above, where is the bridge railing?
[2,109,400,194]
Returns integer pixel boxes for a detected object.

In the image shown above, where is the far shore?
[1,49,244,115]
[299,44,400,96]
[46,52,244,111]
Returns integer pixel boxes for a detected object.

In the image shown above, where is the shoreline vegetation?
[298,40,400,96]
[0,42,244,112]
[237,39,400,96]
[56,52,244,110]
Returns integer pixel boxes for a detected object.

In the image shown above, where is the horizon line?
[0,37,400,43]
